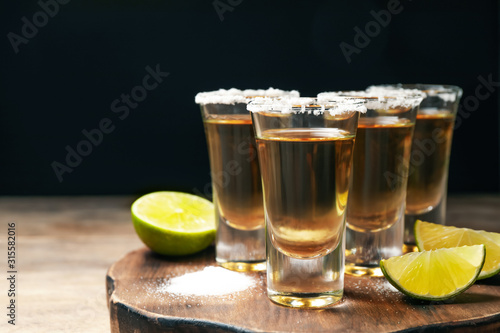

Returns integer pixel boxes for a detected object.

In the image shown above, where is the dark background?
[1,0,498,196]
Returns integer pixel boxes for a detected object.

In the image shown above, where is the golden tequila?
[347,118,414,232]
[204,115,264,231]
[406,111,454,215]
[257,128,355,259]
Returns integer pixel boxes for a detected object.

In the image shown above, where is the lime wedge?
[380,245,485,301]
[131,191,215,256]
[415,220,500,279]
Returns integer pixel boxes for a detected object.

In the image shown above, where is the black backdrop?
[1,0,498,196]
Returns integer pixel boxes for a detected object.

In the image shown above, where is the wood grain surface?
[0,195,498,333]
[107,246,500,333]
[0,196,143,333]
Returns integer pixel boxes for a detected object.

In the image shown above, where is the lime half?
[380,245,485,301]
[131,191,215,256]
[415,220,500,279]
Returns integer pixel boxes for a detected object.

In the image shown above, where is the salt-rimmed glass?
[196,88,299,272]
[249,97,366,308]
[318,90,423,277]
[368,84,463,252]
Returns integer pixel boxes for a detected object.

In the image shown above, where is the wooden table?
[1,195,499,332]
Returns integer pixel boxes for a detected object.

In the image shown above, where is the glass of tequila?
[249,96,366,308]
[196,88,299,272]
[319,90,423,277]
[368,84,463,252]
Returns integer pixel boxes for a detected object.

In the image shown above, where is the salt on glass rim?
[366,84,462,103]
[195,87,300,105]
[247,97,367,116]
[318,89,424,110]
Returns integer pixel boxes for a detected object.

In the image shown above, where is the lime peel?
[380,245,485,301]
[415,220,500,279]
[131,191,216,256]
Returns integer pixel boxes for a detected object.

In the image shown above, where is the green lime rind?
[131,191,216,256]
[415,220,500,280]
[414,219,425,253]
[476,230,500,279]
[132,215,215,256]
[380,245,485,301]
[380,261,477,301]
[478,266,500,280]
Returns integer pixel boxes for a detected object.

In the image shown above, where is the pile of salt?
[159,266,255,296]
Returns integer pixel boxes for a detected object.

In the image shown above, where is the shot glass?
[249,97,366,308]
[319,89,423,277]
[368,84,463,252]
[196,88,299,272]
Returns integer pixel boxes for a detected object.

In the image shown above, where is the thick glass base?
[266,230,345,309]
[268,291,343,308]
[215,213,266,272]
[402,243,419,254]
[217,260,266,272]
[345,264,384,277]
[405,198,446,245]
[345,216,404,276]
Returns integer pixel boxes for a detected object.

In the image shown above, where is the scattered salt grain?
[159,266,255,296]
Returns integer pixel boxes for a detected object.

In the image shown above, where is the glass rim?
[247,96,367,115]
[319,89,425,100]
[367,84,463,101]
[194,87,299,105]
[318,90,424,109]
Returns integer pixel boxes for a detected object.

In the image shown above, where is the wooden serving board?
[107,247,500,332]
